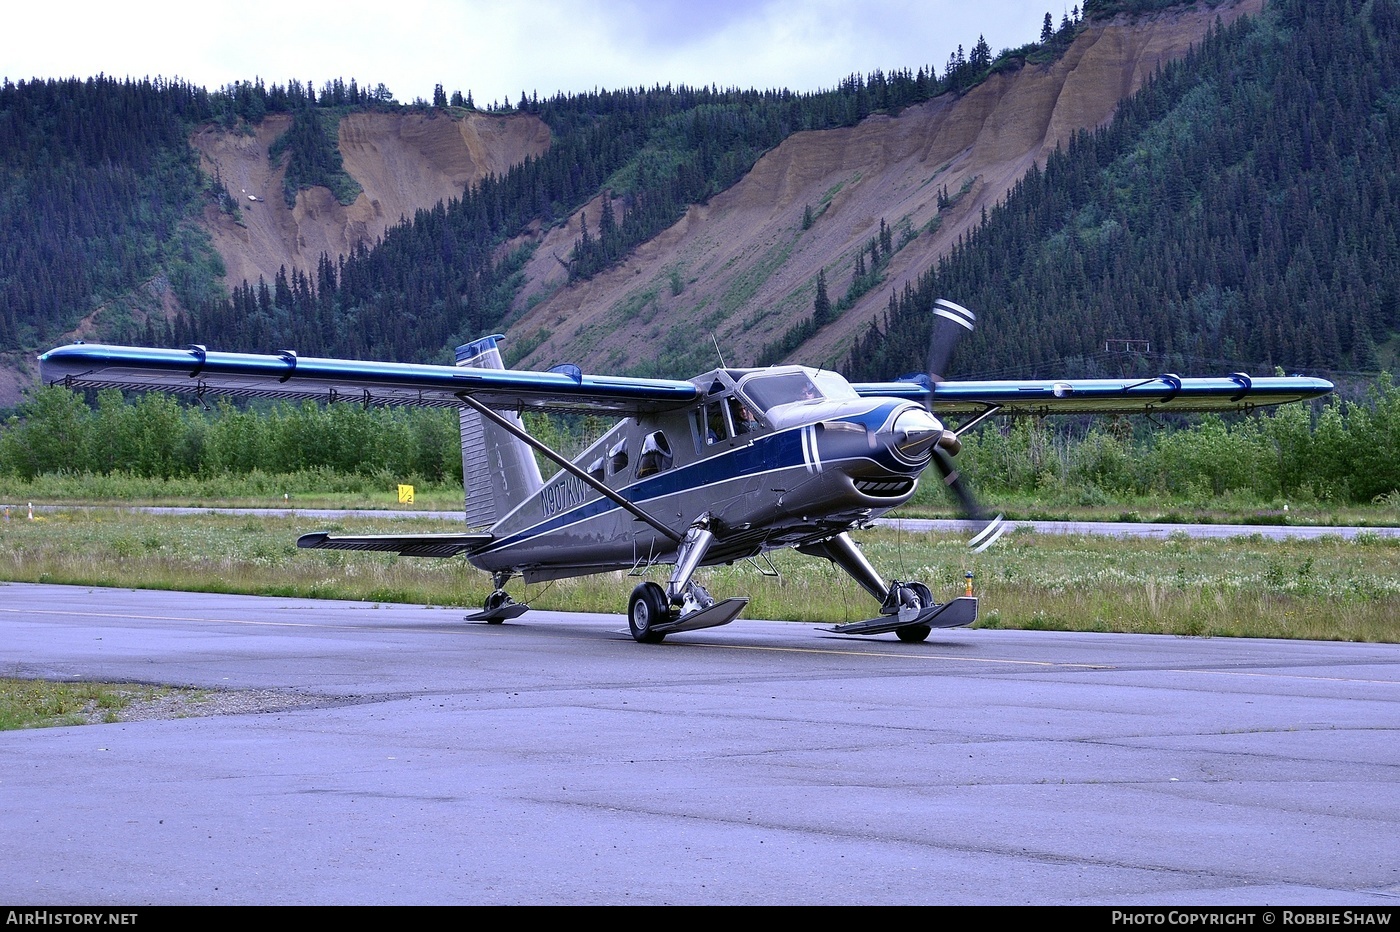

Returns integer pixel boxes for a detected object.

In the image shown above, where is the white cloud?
[4,0,1053,102]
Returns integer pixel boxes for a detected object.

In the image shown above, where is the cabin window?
[608,438,629,475]
[587,457,605,482]
[636,431,673,478]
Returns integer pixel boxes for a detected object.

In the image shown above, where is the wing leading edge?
[40,345,1333,416]
[850,373,1334,415]
[38,343,701,415]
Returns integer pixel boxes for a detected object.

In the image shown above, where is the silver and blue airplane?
[39,300,1333,643]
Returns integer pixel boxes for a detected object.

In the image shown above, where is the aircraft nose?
[888,407,947,460]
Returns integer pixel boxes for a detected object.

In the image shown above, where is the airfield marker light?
[965,572,974,596]
[29,502,34,521]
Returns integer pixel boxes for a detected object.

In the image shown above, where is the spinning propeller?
[922,299,1006,553]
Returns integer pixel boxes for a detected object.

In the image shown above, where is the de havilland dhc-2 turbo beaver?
[39,300,1332,643]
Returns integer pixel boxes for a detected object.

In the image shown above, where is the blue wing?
[850,373,1333,414]
[38,343,700,415]
[40,344,1332,416]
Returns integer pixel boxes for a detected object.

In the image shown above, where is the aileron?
[851,374,1333,415]
[39,344,700,416]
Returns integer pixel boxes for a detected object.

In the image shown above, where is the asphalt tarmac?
[2,582,1397,905]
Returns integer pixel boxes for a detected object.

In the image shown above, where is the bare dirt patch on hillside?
[510,0,1263,376]
[193,110,551,289]
[0,353,33,409]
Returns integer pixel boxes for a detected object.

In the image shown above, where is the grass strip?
[2,509,1396,642]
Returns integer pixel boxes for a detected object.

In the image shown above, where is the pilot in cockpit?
[730,398,757,434]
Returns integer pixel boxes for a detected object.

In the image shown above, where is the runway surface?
[2,582,1398,905]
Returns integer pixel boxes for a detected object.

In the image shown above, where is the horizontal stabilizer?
[296,532,492,558]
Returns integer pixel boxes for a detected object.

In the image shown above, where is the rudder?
[456,335,544,530]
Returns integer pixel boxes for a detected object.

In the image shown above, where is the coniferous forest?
[2,0,1400,505]
[4,1,1395,386]
[848,0,1400,382]
[0,77,212,349]
[1,33,1022,365]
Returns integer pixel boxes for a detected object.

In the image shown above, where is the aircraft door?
[704,400,732,445]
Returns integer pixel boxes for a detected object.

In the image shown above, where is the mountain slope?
[505,0,1262,375]
[850,0,1399,385]
[1,0,1265,410]
[192,109,551,289]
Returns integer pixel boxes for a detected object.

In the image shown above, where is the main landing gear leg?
[627,514,748,643]
[666,514,717,615]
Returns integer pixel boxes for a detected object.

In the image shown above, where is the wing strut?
[951,404,1002,437]
[455,393,683,544]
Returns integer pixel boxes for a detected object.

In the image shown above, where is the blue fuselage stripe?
[478,406,918,557]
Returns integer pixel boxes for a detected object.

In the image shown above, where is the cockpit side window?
[729,397,759,435]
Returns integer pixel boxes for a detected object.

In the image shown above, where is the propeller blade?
[925,298,976,387]
[922,299,1001,550]
[932,446,1006,553]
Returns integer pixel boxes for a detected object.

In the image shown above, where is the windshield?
[741,369,856,412]
[742,372,821,412]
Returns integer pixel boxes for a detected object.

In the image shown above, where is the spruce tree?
[813,270,832,326]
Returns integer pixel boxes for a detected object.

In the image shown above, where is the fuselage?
[469,366,941,583]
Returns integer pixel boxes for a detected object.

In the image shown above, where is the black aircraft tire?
[895,583,934,643]
[896,624,932,643]
[628,582,669,644]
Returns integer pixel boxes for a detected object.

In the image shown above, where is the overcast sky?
[6,1,1063,105]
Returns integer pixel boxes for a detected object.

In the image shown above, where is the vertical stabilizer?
[456,335,544,530]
